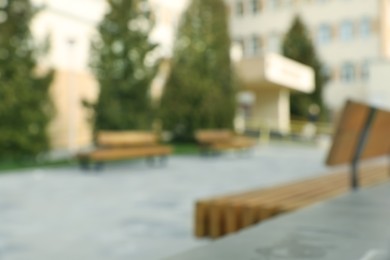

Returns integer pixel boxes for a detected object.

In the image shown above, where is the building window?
[340,62,356,83]
[268,33,280,53]
[340,21,354,41]
[236,1,244,16]
[278,0,292,8]
[321,64,332,82]
[361,61,370,81]
[359,18,372,38]
[237,38,246,56]
[249,35,262,56]
[250,0,260,14]
[268,0,279,10]
[317,24,332,44]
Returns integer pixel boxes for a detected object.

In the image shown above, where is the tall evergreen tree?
[88,0,156,132]
[0,0,54,160]
[282,15,328,120]
[160,0,236,141]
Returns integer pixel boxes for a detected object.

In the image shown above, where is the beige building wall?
[30,0,184,153]
[235,53,313,133]
[380,0,390,58]
[250,88,290,132]
[226,0,389,113]
[31,0,104,153]
[367,61,390,110]
[48,70,98,150]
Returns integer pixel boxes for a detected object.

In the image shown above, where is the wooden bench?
[194,100,390,239]
[195,161,389,239]
[77,131,172,169]
[195,130,257,154]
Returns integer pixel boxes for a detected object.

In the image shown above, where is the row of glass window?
[237,18,373,57]
[236,36,370,83]
[317,18,373,44]
[235,0,354,16]
[236,35,281,56]
[323,62,370,84]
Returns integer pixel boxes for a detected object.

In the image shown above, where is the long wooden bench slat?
[208,173,341,238]
[241,166,387,229]
[195,101,390,239]
[213,173,351,238]
[209,138,257,150]
[97,131,158,147]
[277,166,390,213]
[197,169,346,237]
[77,131,173,168]
[195,179,296,237]
[195,171,339,237]
[197,180,315,237]
[237,165,388,235]
[80,146,172,161]
[195,162,389,239]
[195,129,257,154]
[195,184,302,237]
[195,130,233,144]
[275,167,389,213]
[239,174,346,230]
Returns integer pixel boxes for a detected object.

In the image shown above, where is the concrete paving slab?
[0,143,330,259]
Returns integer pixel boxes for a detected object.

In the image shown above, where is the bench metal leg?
[79,158,90,171]
[145,156,169,167]
[199,147,211,157]
[244,147,255,157]
[159,156,168,167]
[211,150,222,157]
[95,161,104,171]
[146,157,156,166]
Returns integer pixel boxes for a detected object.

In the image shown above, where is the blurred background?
[2,0,390,160]
[1,0,390,259]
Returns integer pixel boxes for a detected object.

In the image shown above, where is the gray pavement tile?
[166,183,390,260]
[0,143,330,259]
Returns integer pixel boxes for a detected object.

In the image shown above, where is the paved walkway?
[167,183,390,260]
[0,143,329,260]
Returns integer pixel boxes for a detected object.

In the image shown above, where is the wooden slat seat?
[195,161,389,239]
[194,101,390,239]
[77,131,172,169]
[195,130,257,153]
[79,146,172,161]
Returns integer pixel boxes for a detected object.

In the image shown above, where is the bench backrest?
[326,100,390,166]
[97,131,158,147]
[195,130,234,144]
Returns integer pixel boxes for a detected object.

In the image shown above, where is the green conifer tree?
[282,15,328,120]
[160,0,236,141]
[89,0,156,132]
[0,0,54,160]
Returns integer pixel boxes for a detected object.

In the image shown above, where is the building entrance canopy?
[234,53,315,134]
[235,53,315,93]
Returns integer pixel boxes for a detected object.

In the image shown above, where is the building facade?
[29,0,390,153]
[30,0,182,155]
[31,0,105,155]
[225,0,390,115]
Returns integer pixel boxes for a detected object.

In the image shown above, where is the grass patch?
[171,142,199,155]
[0,159,77,173]
[0,143,199,173]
